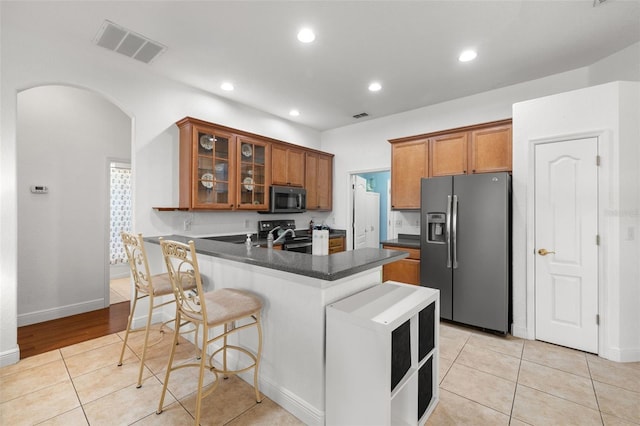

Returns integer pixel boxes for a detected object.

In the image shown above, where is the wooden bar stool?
[117,232,196,388]
[156,238,263,426]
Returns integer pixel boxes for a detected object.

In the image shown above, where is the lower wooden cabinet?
[382,245,420,285]
[329,236,345,254]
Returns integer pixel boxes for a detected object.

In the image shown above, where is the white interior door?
[353,176,368,249]
[534,137,598,353]
[365,192,380,248]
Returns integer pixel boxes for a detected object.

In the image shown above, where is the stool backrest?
[121,232,153,294]
[159,239,207,322]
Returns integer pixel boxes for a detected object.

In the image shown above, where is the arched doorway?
[17,85,132,326]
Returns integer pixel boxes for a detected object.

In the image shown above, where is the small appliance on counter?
[311,229,329,255]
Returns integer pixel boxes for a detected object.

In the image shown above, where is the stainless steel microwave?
[264,185,306,213]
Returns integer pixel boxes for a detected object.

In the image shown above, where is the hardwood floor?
[17,302,130,359]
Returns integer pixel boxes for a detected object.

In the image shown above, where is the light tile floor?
[1,322,639,425]
[110,277,131,305]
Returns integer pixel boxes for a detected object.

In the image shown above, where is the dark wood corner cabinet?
[156,117,334,212]
[389,119,512,210]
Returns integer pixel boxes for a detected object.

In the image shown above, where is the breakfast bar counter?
[145,234,407,282]
[144,235,408,425]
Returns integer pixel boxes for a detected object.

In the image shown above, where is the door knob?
[538,248,556,256]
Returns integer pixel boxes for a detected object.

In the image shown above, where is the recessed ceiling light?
[289,109,300,117]
[297,28,315,43]
[368,82,382,92]
[221,82,234,91]
[458,49,477,62]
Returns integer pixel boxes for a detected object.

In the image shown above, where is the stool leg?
[136,293,155,388]
[223,323,229,379]
[118,287,138,367]
[253,312,263,403]
[194,323,208,426]
[157,311,181,415]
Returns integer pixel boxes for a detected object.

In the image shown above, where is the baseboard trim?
[603,346,640,363]
[243,371,324,426]
[0,346,20,367]
[17,299,106,327]
[511,324,533,340]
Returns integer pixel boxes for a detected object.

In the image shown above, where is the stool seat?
[183,288,262,325]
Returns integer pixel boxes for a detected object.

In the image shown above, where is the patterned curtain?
[110,163,132,265]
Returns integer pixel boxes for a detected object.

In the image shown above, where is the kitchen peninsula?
[145,235,408,425]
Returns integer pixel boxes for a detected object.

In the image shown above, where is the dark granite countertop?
[380,233,421,249]
[145,234,407,281]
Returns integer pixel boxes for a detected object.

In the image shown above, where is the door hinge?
[596,235,600,245]
[596,314,600,325]
[596,155,601,166]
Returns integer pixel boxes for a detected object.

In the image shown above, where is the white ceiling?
[5,1,640,131]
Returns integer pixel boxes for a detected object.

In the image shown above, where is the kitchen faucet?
[274,228,295,243]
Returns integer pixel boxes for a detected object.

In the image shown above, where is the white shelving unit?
[326,281,439,426]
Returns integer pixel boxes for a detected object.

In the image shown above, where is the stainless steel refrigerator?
[420,172,510,333]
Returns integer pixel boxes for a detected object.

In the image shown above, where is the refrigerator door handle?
[452,194,458,269]
[446,195,452,268]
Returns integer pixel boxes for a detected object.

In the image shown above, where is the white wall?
[322,67,591,247]
[0,5,321,365]
[589,42,640,86]
[17,86,131,325]
[512,82,640,362]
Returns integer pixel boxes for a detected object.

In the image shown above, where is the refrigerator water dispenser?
[426,213,446,244]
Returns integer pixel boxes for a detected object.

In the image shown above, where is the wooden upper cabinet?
[469,123,512,173]
[178,119,237,210]
[168,117,334,212]
[235,136,270,210]
[272,144,305,187]
[390,139,429,210]
[388,119,511,210]
[176,117,272,211]
[429,132,468,176]
[305,152,333,210]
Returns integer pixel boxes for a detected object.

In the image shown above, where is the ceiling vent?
[353,112,369,119]
[94,20,166,64]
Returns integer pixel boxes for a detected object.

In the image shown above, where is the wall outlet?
[183,219,191,231]
[395,219,403,226]
[245,219,251,229]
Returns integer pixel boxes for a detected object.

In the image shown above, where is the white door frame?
[526,130,610,356]
[346,168,389,251]
[105,157,132,306]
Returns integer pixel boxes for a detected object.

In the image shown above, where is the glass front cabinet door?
[236,136,270,210]
[177,117,271,211]
[194,128,235,209]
